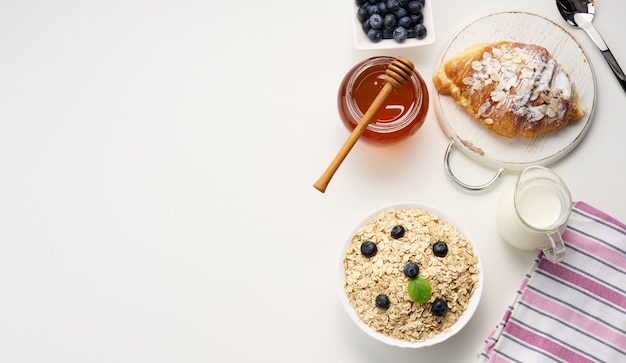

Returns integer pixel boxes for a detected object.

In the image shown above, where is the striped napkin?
[479,201,626,362]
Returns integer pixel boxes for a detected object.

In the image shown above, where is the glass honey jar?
[337,56,429,144]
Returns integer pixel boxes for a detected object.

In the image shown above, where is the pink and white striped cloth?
[480,201,626,362]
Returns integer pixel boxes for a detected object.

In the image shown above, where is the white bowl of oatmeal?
[338,202,483,348]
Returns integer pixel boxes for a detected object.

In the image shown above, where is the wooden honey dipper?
[313,56,415,193]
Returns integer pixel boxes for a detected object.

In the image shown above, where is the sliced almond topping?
[471,61,483,71]
[477,101,491,116]
[505,63,518,72]
[490,90,506,102]
[550,98,559,113]
[520,67,533,79]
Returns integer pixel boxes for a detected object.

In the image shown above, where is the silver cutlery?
[556,0,626,93]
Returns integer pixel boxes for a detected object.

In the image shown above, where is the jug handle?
[444,140,506,191]
[542,229,567,263]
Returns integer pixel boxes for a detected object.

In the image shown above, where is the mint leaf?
[407,277,431,304]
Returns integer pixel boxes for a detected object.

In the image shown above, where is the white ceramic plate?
[351,1,436,50]
[433,11,596,170]
[337,202,483,348]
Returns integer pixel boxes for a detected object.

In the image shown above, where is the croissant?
[433,41,586,138]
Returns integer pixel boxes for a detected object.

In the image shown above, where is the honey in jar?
[337,56,429,144]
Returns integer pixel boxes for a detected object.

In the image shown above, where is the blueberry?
[392,26,407,42]
[383,13,397,29]
[360,241,378,257]
[367,28,383,42]
[413,23,427,39]
[390,225,405,239]
[355,0,367,6]
[377,2,388,15]
[382,28,394,39]
[357,7,370,22]
[393,8,407,19]
[411,13,423,25]
[386,0,400,12]
[375,294,390,309]
[432,241,448,257]
[407,0,423,14]
[431,298,449,317]
[362,19,371,33]
[368,5,381,16]
[403,262,419,278]
[369,14,383,29]
[398,15,412,28]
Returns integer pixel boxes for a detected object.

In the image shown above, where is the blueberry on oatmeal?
[431,298,449,317]
[360,241,378,257]
[375,294,390,309]
[403,262,419,278]
[390,225,405,239]
[432,241,448,257]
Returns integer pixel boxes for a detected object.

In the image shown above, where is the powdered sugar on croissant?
[433,41,586,138]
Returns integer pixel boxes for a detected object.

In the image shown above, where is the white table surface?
[1,1,625,362]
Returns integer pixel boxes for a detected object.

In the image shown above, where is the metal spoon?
[556,0,626,93]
